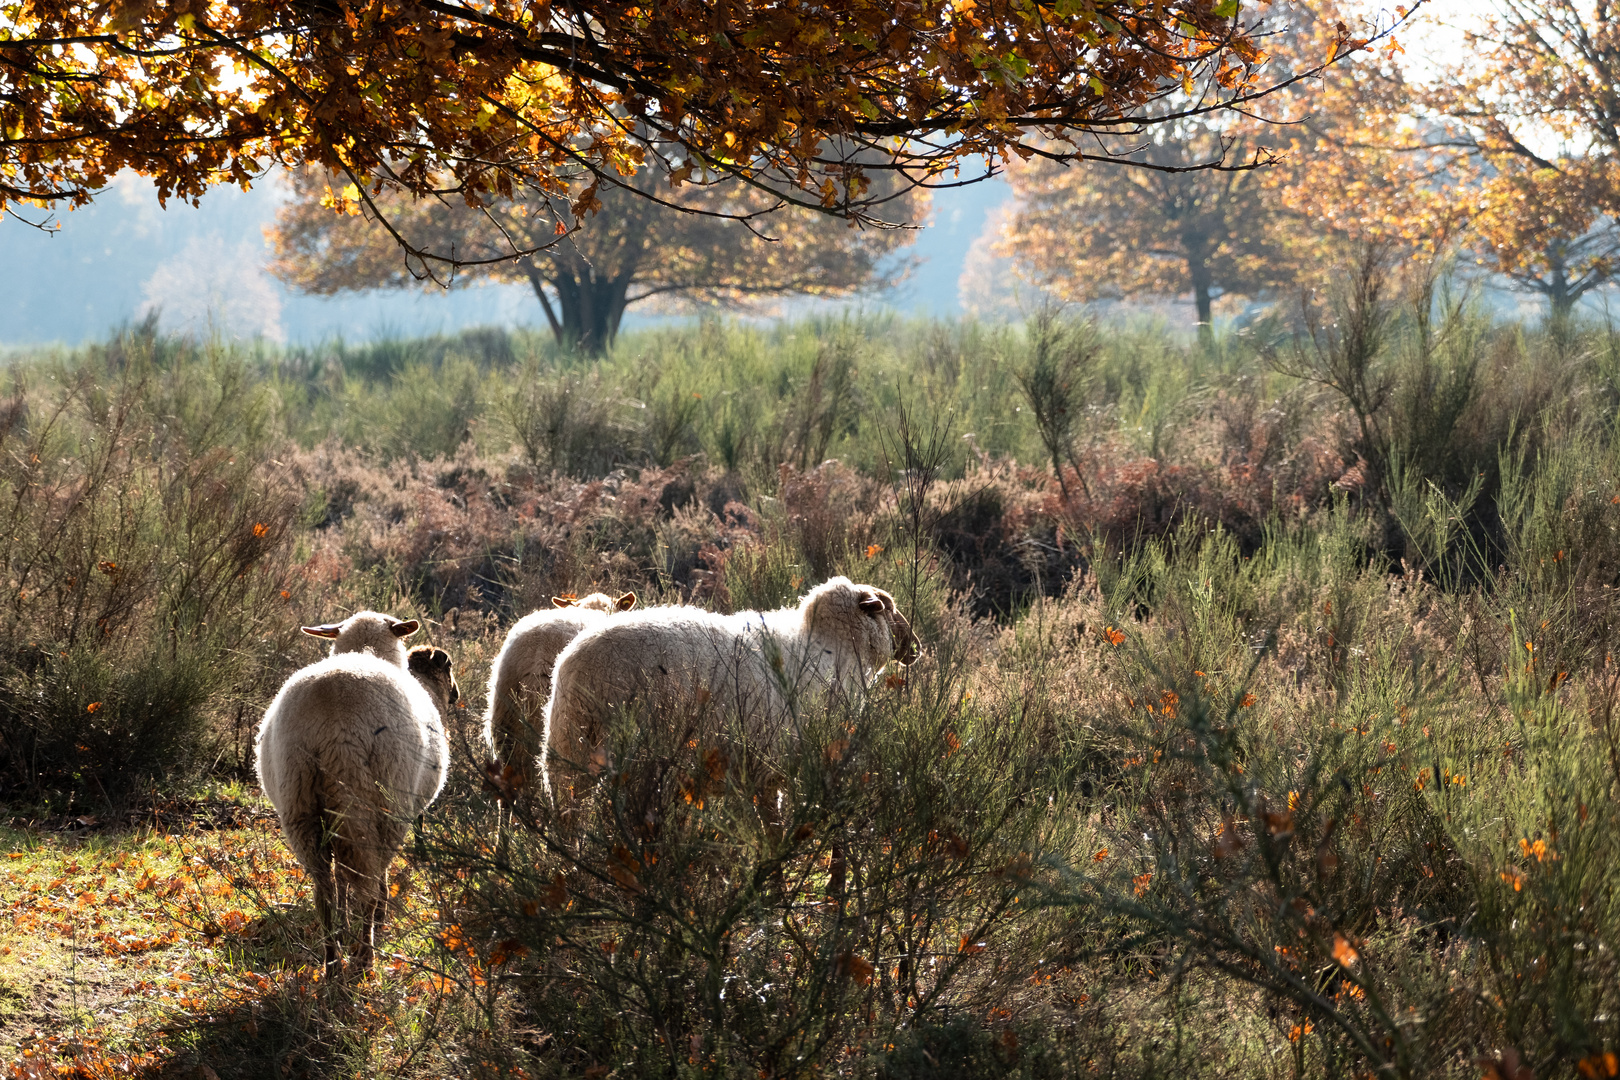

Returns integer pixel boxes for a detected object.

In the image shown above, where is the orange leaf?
[835,951,875,984]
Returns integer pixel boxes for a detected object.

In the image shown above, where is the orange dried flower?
[836,951,876,984]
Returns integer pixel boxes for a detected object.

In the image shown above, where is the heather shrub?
[0,330,306,810]
[420,617,1090,1080]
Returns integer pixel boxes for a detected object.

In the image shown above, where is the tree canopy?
[1285,2,1620,319]
[270,168,926,352]
[2,0,1401,269]
[1428,3,1620,318]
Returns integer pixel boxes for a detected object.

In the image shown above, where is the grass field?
[4,274,1620,1077]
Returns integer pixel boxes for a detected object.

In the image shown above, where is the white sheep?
[542,577,917,828]
[255,611,457,976]
[482,591,637,798]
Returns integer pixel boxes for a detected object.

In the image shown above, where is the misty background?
[0,171,1014,347]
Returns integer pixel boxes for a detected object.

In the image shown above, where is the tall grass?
[6,288,1620,1077]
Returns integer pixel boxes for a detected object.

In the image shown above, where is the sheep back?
[482,608,605,788]
[543,577,915,810]
[256,652,449,884]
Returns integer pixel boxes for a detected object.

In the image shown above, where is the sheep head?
[858,589,919,666]
[553,591,638,613]
[302,610,420,665]
[802,577,919,674]
[407,646,461,713]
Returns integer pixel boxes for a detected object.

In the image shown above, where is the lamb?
[255,611,457,976]
[482,591,637,798]
[542,577,918,828]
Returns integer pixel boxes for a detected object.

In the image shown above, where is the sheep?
[542,577,918,830]
[255,611,457,976]
[481,591,637,799]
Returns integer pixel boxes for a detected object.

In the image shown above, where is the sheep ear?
[858,594,886,616]
[390,619,421,638]
[616,592,637,611]
[301,624,343,638]
[552,596,575,609]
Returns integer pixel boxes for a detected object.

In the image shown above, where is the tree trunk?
[1547,268,1575,323]
[531,235,645,354]
[1190,264,1214,346]
[537,268,637,354]
[1178,214,1216,345]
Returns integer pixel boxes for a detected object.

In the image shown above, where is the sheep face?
[862,588,920,666]
[407,646,461,713]
[802,578,920,674]
[303,611,420,666]
[552,591,638,613]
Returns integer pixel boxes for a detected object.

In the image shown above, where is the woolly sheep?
[482,591,637,797]
[542,577,918,827]
[255,611,457,976]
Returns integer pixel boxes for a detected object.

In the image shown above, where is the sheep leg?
[546,758,596,852]
[312,857,340,976]
[356,871,387,976]
[331,865,358,981]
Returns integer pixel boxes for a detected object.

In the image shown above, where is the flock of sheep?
[252,577,919,977]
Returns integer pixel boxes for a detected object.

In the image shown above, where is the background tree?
[1410,5,1620,322]
[2,0,1405,267]
[271,169,926,353]
[1469,164,1620,322]
[985,3,1433,335]
[995,118,1290,335]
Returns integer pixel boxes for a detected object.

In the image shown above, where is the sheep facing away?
[542,577,918,828]
[255,611,457,975]
[481,591,637,798]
